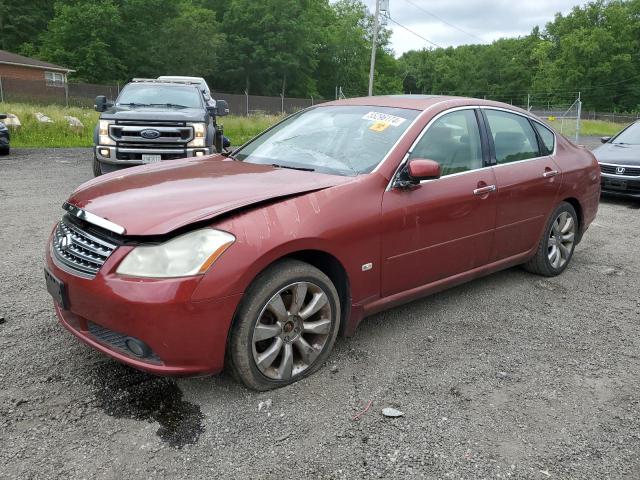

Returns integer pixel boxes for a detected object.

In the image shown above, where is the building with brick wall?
[0,50,74,87]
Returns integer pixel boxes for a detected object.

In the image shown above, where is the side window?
[484,110,540,164]
[409,109,483,176]
[533,121,555,155]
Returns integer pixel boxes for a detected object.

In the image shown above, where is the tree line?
[1,0,639,111]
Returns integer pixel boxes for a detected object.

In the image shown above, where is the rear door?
[380,108,498,297]
[481,108,561,261]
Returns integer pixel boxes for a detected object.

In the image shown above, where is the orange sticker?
[369,121,390,132]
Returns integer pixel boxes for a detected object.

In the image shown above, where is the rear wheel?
[92,154,103,176]
[0,146,9,156]
[524,202,578,276]
[228,260,341,390]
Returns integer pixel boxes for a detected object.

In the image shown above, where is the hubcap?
[251,282,333,381]
[547,211,575,269]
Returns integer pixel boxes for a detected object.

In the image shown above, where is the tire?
[0,146,9,156]
[92,154,103,176]
[228,259,341,391]
[524,202,578,277]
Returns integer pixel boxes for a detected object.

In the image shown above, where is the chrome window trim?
[481,106,558,158]
[386,105,560,191]
[386,106,481,191]
[63,202,126,235]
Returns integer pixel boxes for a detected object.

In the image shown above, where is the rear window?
[533,122,555,155]
[484,110,540,164]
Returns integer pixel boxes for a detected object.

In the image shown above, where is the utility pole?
[368,0,381,96]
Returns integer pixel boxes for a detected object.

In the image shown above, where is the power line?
[400,0,487,44]
[387,16,441,49]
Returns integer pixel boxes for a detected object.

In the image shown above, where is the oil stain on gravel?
[89,362,204,448]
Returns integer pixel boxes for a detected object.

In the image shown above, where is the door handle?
[473,185,496,196]
[543,169,559,178]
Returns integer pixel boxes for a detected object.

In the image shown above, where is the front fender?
[191,236,349,302]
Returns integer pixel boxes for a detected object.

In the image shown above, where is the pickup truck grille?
[109,124,193,143]
[51,220,117,278]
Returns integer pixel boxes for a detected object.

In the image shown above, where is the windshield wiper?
[118,102,150,107]
[272,163,315,172]
[150,103,189,109]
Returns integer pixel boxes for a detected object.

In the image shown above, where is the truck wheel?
[0,146,9,156]
[92,155,103,176]
[228,259,341,391]
[524,202,578,277]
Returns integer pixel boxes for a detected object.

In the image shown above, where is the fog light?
[123,337,151,358]
[195,150,205,157]
[99,148,110,158]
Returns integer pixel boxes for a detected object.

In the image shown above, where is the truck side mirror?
[94,95,108,112]
[216,100,229,116]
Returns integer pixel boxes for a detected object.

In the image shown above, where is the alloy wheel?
[251,282,333,381]
[547,211,576,269]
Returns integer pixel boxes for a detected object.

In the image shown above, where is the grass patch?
[547,118,624,138]
[0,102,281,148]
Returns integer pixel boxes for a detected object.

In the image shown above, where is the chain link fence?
[0,77,323,115]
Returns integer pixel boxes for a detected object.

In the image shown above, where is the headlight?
[187,122,206,147]
[116,229,235,278]
[99,120,114,145]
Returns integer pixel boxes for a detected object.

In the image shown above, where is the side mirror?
[216,99,229,116]
[600,136,611,144]
[407,158,441,181]
[94,95,107,112]
[0,114,7,120]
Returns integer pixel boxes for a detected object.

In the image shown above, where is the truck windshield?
[234,105,420,176]
[116,84,202,109]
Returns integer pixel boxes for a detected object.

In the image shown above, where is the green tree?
[0,0,54,53]
[218,0,330,97]
[39,0,126,82]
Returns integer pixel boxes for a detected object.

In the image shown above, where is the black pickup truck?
[93,78,229,176]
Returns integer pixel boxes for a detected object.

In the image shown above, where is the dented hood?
[67,156,352,236]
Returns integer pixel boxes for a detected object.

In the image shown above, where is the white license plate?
[141,154,161,163]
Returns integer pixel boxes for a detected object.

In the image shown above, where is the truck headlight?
[116,229,235,278]
[99,120,115,145]
[187,122,206,147]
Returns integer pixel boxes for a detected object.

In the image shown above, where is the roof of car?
[321,94,528,114]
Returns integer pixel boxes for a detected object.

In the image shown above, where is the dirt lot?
[1,148,639,479]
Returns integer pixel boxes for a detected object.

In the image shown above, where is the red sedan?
[45,96,600,390]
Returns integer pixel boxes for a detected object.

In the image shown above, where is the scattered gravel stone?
[257,399,272,412]
[382,407,404,418]
[330,365,339,374]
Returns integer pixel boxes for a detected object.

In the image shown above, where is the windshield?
[234,105,420,176]
[116,84,202,108]
[611,122,640,145]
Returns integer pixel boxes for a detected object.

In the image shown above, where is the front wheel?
[228,260,341,391]
[92,154,103,177]
[0,146,9,156]
[524,202,578,276]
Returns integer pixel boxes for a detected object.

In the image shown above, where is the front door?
[381,108,497,297]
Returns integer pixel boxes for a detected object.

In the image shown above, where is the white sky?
[360,0,592,56]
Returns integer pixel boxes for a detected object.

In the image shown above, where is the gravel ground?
[1,148,639,479]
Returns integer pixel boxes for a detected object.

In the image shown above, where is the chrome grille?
[600,164,640,177]
[52,220,117,277]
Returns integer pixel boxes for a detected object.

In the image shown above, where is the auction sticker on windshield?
[362,111,407,127]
